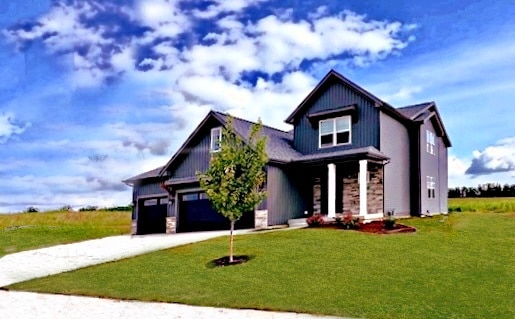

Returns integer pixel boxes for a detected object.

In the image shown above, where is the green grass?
[0,210,131,256]
[449,197,515,213]
[10,211,514,319]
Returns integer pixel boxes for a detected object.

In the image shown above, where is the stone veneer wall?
[312,178,321,214]
[341,164,384,215]
[255,210,268,229]
[342,172,359,215]
[131,219,137,235]
[367,165,384,215]
[166,217,176,234]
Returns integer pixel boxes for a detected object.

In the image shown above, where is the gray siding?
[266,165,308,225]
[420,120,445,214]
[438,138,448,213]
[292,82,379,154]
[379,112,411,216]
[171,131,212,179]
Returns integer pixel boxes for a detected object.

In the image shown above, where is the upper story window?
[426,130,436,155]
[426,176,436,198]
[319,116,351,148]
[210,127,222,152]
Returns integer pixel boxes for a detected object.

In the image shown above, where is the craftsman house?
[123,70,451,235]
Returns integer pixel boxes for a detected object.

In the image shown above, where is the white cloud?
[466,137,515,175]
[192,0,269,19]
[0,113,31,144]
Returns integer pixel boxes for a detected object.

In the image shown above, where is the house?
[123,70,451,235]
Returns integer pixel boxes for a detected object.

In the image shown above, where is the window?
[182,193,198,201]
[210,127,222,152]
[426,130,435,155]
[319,116,351,148]
[426,176,436,198]
[144,199,158,206]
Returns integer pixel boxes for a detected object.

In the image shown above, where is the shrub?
[383,210,396,230]
[306,214,325,227]
[79,206,98,212]
[338,212,359,229]
[25,206,39,213]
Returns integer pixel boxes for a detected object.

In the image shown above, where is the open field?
[448,197,515,213]
[0,210,131,257]
[10,211,515,319]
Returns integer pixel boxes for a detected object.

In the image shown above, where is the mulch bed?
[211,255,250,267]
[357,221,416,234]
[311,221,416,234]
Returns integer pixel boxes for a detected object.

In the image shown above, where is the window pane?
[211,128,221,151]
[144,199,158,206]
[320,120,333,134]
[335,117,350,131]
[182,193,198,201]
[199,192,208,200]
[336,131,350,144]
[320,134,333,146]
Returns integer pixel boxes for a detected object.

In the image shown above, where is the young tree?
[197,116,267,263]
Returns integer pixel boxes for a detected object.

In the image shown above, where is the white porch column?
[359,159,368,217]
[327,163,336,218]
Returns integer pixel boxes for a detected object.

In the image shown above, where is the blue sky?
[0,0,514,212]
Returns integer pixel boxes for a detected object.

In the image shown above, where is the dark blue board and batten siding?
[292,82,380,154]
[266,165,308,225]
[171,130,212,179]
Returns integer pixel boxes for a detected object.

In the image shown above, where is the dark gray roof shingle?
[397,102,433,119]
[212,111,302,163]
[122,166,164,184]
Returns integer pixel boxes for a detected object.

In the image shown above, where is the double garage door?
[137,192,254,234]
[178,191,254,233]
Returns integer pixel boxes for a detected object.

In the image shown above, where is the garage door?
[137,197,167,235]
[178,192,254,232]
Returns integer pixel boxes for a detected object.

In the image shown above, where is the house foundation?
[165,217,176,234]
[255,210,268,229]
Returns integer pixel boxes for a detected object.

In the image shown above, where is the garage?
[137,197,168,235]
[177,191,254,232]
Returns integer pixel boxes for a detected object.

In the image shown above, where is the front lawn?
[0,210,131,256]
[9,211,514,319]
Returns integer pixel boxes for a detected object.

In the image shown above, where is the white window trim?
[210,127,222,152]
[426,176,436,198]
[319,116,351,148]
[426,130,436,156]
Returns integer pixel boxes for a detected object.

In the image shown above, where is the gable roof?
[211,111,302,163]
[285,69,386,124]
[397,102,434,119]
[122,166,164,185]
[398,102,452,147]
[158,110,301,176]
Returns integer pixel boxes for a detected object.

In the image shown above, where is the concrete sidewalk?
[0,230,250,287]
[0,291,345,319]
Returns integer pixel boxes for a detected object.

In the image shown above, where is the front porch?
[310,159,385,222]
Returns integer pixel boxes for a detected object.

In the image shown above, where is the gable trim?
[159,111,223,176]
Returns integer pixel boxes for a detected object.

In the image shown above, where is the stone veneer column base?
[131,220,137,235]
[255,210,268,230]
[166,217,176,234]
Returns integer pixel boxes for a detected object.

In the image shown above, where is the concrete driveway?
[0,230,250,287]
[0,230,350,319]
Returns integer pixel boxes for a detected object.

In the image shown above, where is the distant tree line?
[449,183,515,198]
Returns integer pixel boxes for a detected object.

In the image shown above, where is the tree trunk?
[229,220,235,263]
